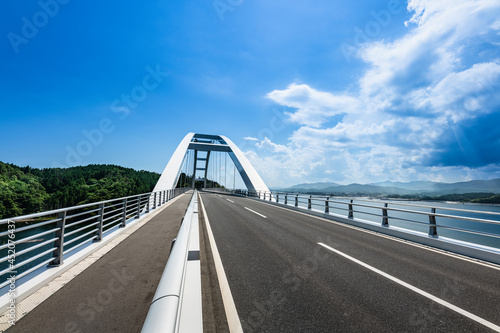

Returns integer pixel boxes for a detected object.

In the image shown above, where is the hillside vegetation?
[0,162,160,219]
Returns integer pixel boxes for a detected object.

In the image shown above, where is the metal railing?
[142,190,200,333]
[0,187,189,290]
[232,190,500,248]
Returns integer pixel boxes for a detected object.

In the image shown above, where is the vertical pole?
[95,203,105,241]
[269,192,272,201]
[153,192,157,210]
[192,150,198,188]
[308,195,312,210]
[276,194,279,203]
[285,194,288,205]
[348,200,354,218]
[163,190,166,204]
[429,207,437,236]
[204,151,211,189]
[146,194,150,213]
[382,203,389,226]
[295,194,298,207]
[50,211,67,266]
[136,196,141,220]
[121,198,127,227]
[325,197,329,214]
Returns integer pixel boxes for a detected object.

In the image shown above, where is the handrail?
[0,187,189,291]
[232,190,500,248]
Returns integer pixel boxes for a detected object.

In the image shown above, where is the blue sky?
[1,0,500,188]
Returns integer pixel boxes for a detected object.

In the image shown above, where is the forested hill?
[0,162,160,219]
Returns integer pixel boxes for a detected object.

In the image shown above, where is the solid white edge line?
[318,242,500,332]
[226,199,235,203]
[244,207,267,218]
[199,194,244,333]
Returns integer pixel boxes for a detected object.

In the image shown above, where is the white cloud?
[249,0,500,187]
[266,83,360,127]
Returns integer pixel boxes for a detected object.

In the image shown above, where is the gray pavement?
[201,192,500,332]
[7,193,192,333]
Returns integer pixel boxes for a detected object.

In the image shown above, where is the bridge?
[0,133,499,332]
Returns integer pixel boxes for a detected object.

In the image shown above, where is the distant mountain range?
[274,179,500,196]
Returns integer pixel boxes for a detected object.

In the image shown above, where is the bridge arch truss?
[153,133,269,193]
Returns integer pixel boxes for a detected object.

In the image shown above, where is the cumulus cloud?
[249,0,500,186]
[267,83,360,127]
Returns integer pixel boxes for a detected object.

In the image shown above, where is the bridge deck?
[6,193,192,333]
[200,192,500,332]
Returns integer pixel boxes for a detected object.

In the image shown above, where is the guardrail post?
[382,203,389,226]
[325,198,329,213]
[95,203,105,242]
[136,196,142,220]
[429,207,437,236]
[49,211,67,267]
[348,200,354,218]
[121,198,128,227]
[153,192,157,210]
[295,194,298,207]
[163,191,166,204]
[308,195,312,210]
[269,192,272,201]
[146,195,150,213]
[285,194,288,205]
[276,194,279,203]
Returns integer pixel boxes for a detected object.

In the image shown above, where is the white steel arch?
[153,133,270,193]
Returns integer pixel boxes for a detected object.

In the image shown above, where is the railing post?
[308,195,312,210]
[285,194,288,205]
[49,211,67,267]
[295,194,298,207]
[95,203,105,242]
[276,194,279,203]
[325,197,329,214]
[348,199,354,218]
[163,191,166,204]
[429,207,437,236]
[153,192,157,210]
[121,198,127,227]
[146,194,150,213]
[382,203,389,226]
[269,192,272,201]
[136,196,141,220]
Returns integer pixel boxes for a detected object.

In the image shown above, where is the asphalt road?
[200,192,500,332]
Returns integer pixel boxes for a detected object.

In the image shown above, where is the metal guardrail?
[142,190,200,333]
[0,188,189,290]
[230,190,500,247]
